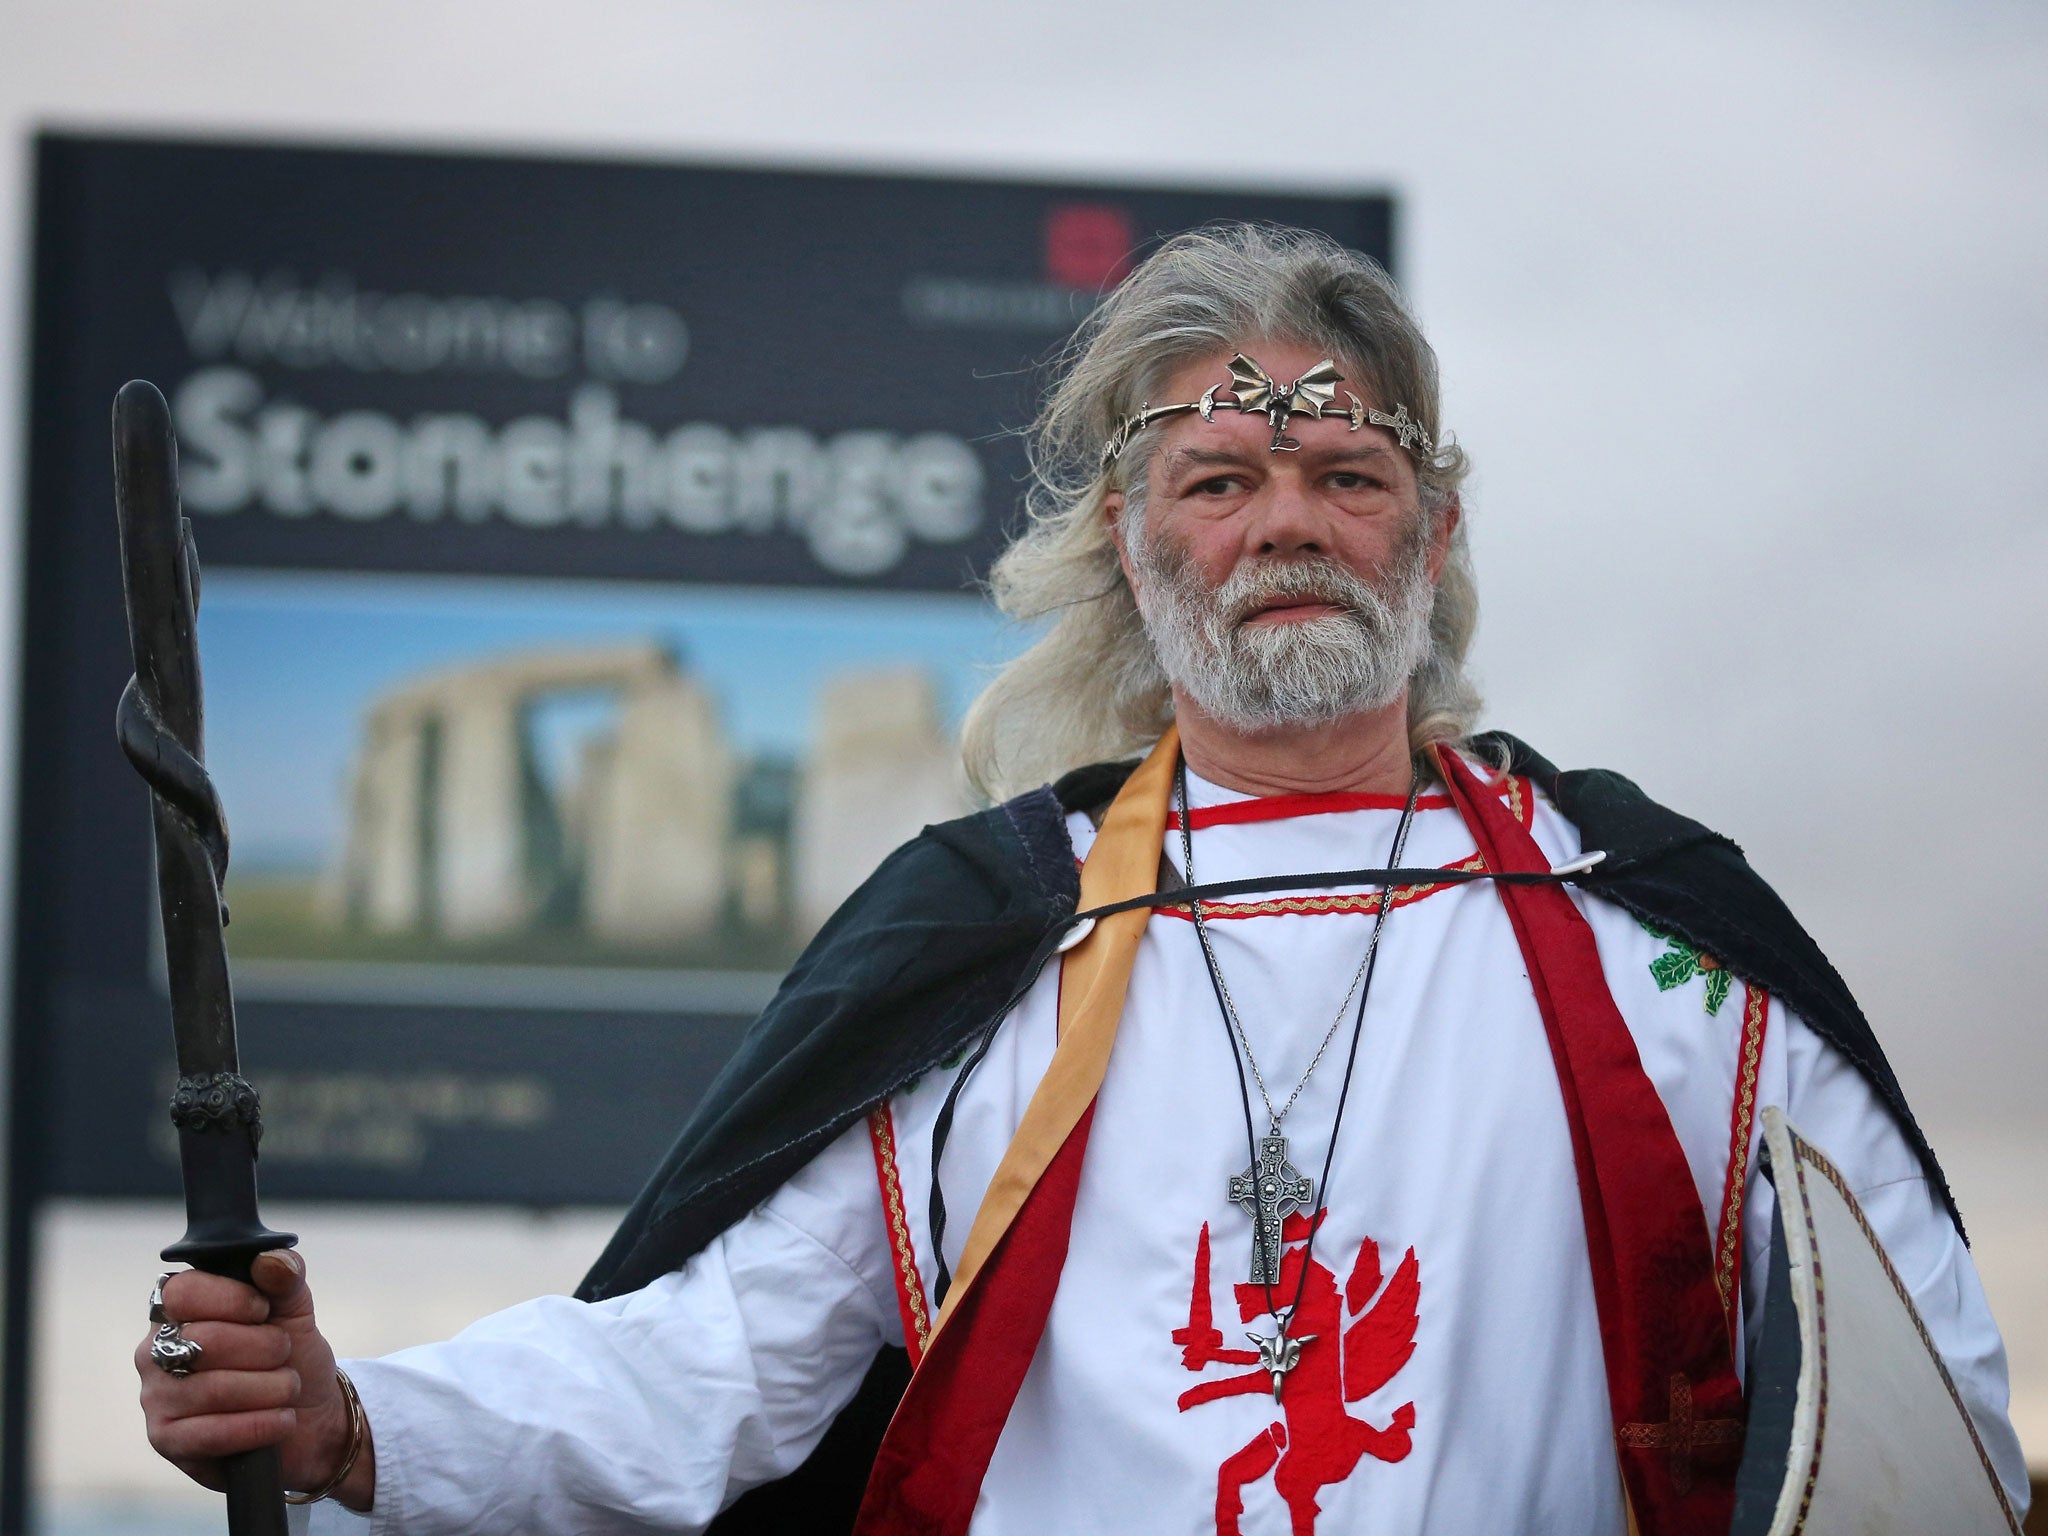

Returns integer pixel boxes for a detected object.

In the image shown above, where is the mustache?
[1212,557,1379,626]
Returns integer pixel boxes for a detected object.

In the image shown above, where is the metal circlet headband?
[1100,352,1437,466]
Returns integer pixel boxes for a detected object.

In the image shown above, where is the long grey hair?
[960,223,1479,802]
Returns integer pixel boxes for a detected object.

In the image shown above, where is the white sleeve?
[1741,1008,2030,1518]
[304,1119,898,1536]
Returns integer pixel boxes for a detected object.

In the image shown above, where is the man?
[139,224,2027,1534]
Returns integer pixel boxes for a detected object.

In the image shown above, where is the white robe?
[308,767,2027,1534]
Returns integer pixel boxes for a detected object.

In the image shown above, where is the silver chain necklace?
[1191,902,1383,1136]
[1179,762,1419,1311]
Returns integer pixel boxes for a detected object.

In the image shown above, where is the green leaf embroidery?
[1640,915,1732,1015]
[1650,948,1702,991]
[1703,967,1733,1016]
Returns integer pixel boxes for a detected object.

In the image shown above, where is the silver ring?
[147,1271,174,1326]
[149,1322,204,1377]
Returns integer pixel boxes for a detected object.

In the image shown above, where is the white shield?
[1729,1107,2020,1535]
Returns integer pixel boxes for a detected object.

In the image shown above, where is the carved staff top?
[113,379,239,1082]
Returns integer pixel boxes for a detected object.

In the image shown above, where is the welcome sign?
[165,276,983,580]
[15,132,1393,1207]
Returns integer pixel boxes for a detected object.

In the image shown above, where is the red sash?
[856,750,1743,1534]
[1434,746,1743,1531]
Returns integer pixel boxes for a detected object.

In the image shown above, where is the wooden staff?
[112,379,296,1536]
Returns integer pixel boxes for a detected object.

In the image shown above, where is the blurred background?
[1,2,2043,1531]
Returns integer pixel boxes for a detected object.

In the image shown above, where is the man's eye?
[1328,472,1386,492]
[1191,476,1239,496]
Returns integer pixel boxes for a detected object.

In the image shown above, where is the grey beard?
[1130,529,1436,733]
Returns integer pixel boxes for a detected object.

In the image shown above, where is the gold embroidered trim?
[1711,985,1770,1331]
[867,1102,932,1359]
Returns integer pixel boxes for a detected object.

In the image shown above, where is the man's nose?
[1243,471,1331,558]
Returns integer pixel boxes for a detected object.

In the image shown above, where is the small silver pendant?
[1246,1317,1318,1400]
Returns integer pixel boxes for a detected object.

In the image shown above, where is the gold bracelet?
[284,1367,366,1506]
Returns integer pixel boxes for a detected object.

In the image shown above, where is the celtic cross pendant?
[1227,1133,1314,1285]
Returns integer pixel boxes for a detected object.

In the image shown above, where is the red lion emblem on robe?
[1173,1210,1420,1535]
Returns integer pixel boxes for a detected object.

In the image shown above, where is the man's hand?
[136,1250,374,1511]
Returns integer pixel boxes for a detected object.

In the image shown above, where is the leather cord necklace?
[1178,754,1419,1397]
[926,773,1604,1308]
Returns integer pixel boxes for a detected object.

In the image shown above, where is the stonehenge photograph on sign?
[199,569,1016,994]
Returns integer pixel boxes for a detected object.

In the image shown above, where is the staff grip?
[222,1447,290,1536]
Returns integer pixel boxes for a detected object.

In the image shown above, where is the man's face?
[1108,341,1457,732]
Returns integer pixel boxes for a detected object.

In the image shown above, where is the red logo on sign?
[1173,1212,1420,1535]
[1044,204,1135,291]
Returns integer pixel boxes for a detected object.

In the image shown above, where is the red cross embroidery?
[1618,1373,1745,1494]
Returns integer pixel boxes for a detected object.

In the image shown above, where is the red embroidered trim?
[1710,985,1769,1344]
[1166,789,1455,828]
[1163,774,1517,831]
[855,1105,1098,1536]
[866,1102,932,1366]
[1153,855,1488,922]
